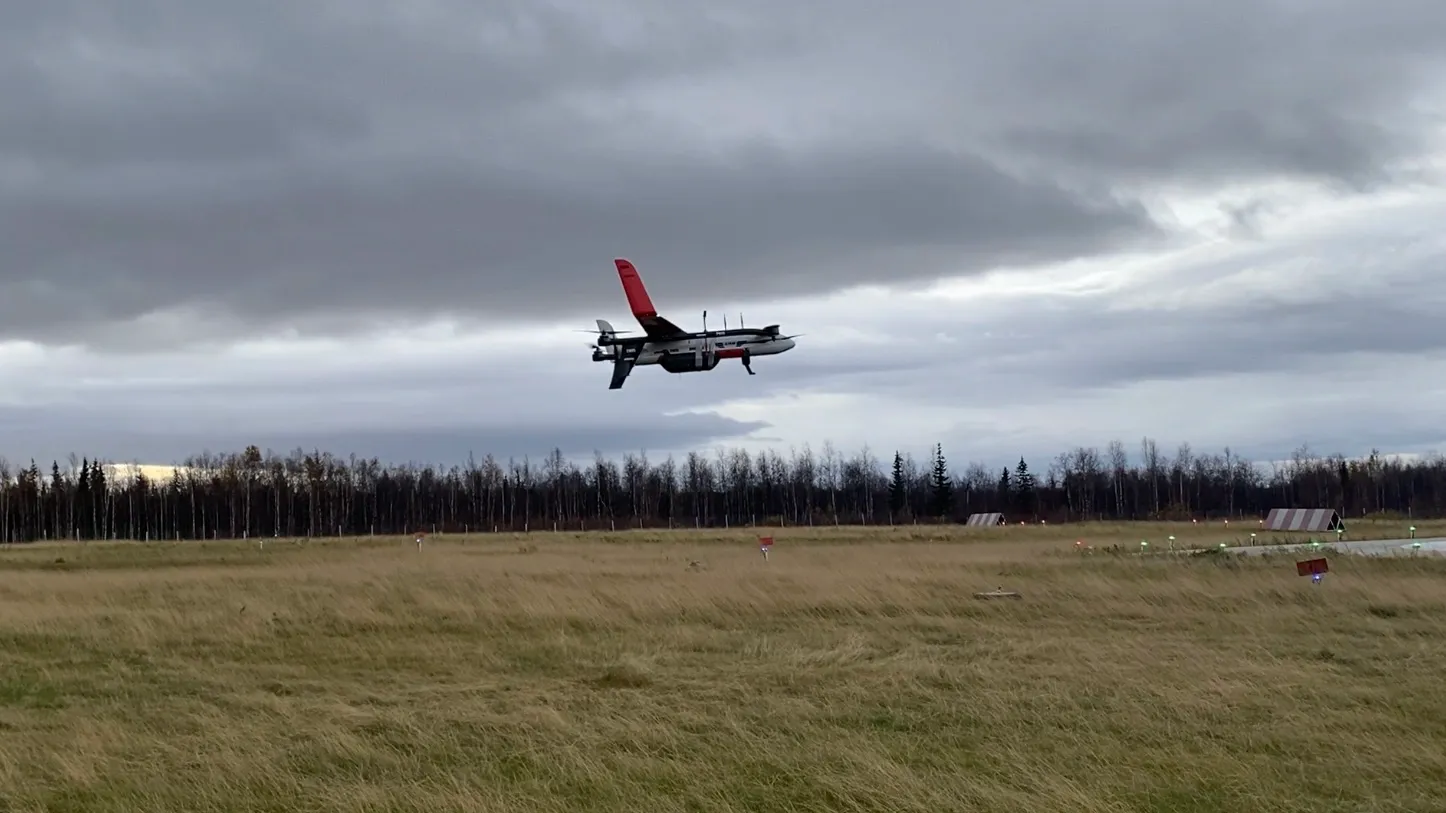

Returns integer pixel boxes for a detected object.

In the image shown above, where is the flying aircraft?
[584,259,799,389]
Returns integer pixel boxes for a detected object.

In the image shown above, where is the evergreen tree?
[930,443,953,519]
[50,461,65,540]
[0,435,1437,543]
[888,451,908,517]
[1013,457,1036,516]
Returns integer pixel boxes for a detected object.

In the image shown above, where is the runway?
[1229,536,1446,557]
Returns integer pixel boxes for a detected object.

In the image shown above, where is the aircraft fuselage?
[591,328,796,371]
[591,258,798,388]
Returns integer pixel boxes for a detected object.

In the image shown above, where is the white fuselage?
[591,329,795,376]
[631,333,795,365]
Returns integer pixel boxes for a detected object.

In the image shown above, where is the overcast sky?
[4,0,1446,474]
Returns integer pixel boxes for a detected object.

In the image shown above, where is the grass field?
[2,521,1444,812]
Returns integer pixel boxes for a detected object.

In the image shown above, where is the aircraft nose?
[779,338,796,351]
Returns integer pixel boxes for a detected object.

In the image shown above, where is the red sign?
[1296,557,1328,577]
[759,536,774,548]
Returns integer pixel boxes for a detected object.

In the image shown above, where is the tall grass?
[1,523,1444,811]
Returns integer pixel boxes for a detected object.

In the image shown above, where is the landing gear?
[742,349,755,375]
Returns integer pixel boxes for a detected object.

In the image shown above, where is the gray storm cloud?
[769,198,1446,405]
[4,0,1445,347]
[2,195,1443,467]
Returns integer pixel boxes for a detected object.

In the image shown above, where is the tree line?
[0,439,1440,542]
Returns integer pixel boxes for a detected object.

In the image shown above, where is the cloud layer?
[5,181,1445,469]
[3,0,1445,468]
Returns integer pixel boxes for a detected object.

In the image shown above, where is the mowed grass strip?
[0,524,1444,812]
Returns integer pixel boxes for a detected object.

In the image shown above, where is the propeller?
[574,325,630,353]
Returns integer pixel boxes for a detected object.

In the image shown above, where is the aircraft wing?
[615,259,688,339]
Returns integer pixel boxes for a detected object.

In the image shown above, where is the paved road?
[1229,536,1446,557]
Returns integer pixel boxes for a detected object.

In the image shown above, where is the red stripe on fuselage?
[715,348,745,359]
[614,259,657,318]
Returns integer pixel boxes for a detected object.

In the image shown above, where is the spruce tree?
[888,451,908,517]
[930,443,952,519]
[1013,457,1036,516]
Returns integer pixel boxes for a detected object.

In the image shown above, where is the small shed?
[1263,508,1344,533]
[965,512,1006,527]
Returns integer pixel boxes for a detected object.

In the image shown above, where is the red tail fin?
[615,259,657,318]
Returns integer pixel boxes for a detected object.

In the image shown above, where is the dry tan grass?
[1,521,1445,811]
